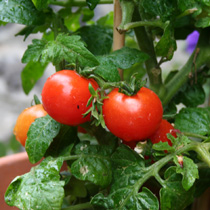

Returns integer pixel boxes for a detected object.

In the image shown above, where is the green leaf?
[195,17,210,28]
[71,142,114,188]
[25,115,61,164]
[109,47,150,70]
[160,166,195,210]
[77,25,113,55]
[91,145,158,210]
[45,125,79,158]
[92,187,159,210]
[22,34,99,67]
[0,0,46,25]
[32,0,49,10]
[95,56,121,82]
[97,11,114,28]
[86,0,100,10]
[141,0,178,21]
[174,156,199,191]
[175,107,210,135]
[0,142,7,157]
[21,61,48,94]
[5,157,65,210]
[152,141,175,152]
[155,23,177,60]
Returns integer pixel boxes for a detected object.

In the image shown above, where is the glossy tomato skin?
[42,70,98,126]
[149,119,177,146]
[13,104,48,147]
[102,87,163,141]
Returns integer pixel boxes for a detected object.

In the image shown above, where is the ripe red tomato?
[42,70,98,126]
[102,87,163,141]
[13,104,48,146]
[149,119,177,146]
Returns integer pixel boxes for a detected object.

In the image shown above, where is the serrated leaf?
[5,157,65,210]
[174,156,199,191]
[21,61,48,94]
[32,0,49,10]
[22,34,99,67]
[71,142,114,188]
[160,166,195,210]
[195,17,210,28]
[78,25,113,55]
[175,107,210,135]
[0,0,46,25]
[45,125,79,158]
[25,115,61,164]
[152,141,175,152]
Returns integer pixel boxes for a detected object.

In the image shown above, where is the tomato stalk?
[162,29,210,106]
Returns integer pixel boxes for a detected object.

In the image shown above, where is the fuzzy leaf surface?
[22,34,99,67]
[5,157,65,210]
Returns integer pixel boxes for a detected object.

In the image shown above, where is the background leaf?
[0,0,46,25]
[77,25,113,55]
[175,107,210,135]
[25,115,61,163]
[21,61,48,94]
[86,0,100,10]
[32,0,49,10]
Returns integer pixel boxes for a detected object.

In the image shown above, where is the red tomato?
[13,104,48,146]
[42,70,98,126]
[102,87,163,141]
[149,119,177,146]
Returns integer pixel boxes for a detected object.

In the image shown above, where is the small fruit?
[13,104,48,146]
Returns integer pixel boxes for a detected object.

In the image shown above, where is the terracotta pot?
[0,152,37,210]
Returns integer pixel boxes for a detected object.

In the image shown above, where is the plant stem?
[163,29,210,106]
[50,0,113,7]
[113,0,125,80]
[123,20,165,31]
[181,132,208,141]
[62,155,81,161]
[62,202,93,210]
[132,8,164,96]
[195,144,210,168]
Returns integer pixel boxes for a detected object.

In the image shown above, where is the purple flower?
[186,30,200,54]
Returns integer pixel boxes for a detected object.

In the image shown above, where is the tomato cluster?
[14,69,176,149]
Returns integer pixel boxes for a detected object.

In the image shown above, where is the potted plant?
[1,0,210,210]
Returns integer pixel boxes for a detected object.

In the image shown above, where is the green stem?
[62,155,80,161]
[181,132,208,141]
[123,20,165,31]
[132,8,164,95]
[163,29,210,106]
[62,202,93,210]
[50,0,113,7]
[195,143,210,168]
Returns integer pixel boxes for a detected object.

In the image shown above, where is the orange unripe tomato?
[13,104,48,146]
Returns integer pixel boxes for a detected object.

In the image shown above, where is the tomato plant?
[2,1,210,210]
[103,87,163,141]
[149,119,177,146]
[13,104,47,146]
[42,70,98,126]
